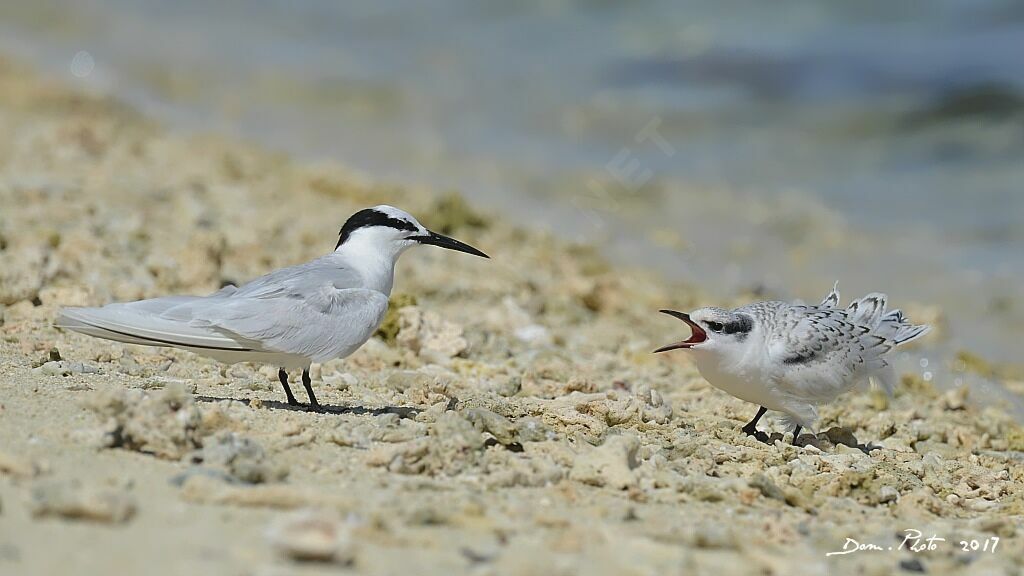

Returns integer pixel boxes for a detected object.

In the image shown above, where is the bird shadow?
[194,395,421,419]
[756,429,880,454]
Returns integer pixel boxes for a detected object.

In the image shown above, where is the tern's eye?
[706,321,724,333]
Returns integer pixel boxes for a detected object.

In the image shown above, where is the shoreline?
[1,55,1023,575]
[2,24,1023,366]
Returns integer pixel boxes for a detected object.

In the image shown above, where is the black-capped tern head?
[335,205,489,259]
[653,307,753,353]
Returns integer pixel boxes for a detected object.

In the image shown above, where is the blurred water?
[1,0,1023,373]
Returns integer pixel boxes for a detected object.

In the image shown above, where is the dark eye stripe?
[336,209,418,248]
[724,314,753,334]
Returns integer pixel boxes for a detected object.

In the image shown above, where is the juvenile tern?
[655,283,930,444]
[57,205,488,408]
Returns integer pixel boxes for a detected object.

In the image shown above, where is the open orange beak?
[654,310,708,353]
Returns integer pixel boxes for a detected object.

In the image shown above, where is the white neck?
[331,232,411,295]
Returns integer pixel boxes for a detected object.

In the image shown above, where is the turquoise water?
[1,1,1022,372]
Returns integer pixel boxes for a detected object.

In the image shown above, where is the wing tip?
[54,305,255,352]
[895,324,931,345]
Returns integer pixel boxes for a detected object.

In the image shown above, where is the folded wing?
[56,276,389,365]
[189,285,389,363]
[56,286,258,351]
[770,292,930,400]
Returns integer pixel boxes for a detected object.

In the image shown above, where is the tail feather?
[882,309,905,323]
[57,304,256,351]
[55,314,157,346]
[820,281,840,308]
[847,293,888,328]
[871,306,930,346]
[893,323,930,345]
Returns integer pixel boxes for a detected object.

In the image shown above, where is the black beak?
[654,309,708,353]
[415,231,489,258]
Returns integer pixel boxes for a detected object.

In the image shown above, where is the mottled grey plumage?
[657,283,931,438]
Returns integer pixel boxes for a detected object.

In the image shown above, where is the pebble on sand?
[30,480,137,524]
[569,433,641,490]
[265,509,354,564]
[86,383,204,460]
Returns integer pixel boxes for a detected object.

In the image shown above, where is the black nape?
[335,208,418,249]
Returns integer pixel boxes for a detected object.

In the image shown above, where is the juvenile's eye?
[706,321,724,333]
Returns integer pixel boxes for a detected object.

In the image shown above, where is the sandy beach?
[1,56,1023,575]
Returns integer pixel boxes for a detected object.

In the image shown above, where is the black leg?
[741,406,768,435]
[791,425,803,446]
[302,369,320,409]
[278,368,299,405]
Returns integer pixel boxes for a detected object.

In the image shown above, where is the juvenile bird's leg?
[742,406,768,435]
[302,369,321,409]
[792,425,803,446]
[278,368,299,405]
[741,406,771,443]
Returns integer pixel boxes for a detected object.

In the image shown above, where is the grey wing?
[229,256,365,299]
[56,260,383,361]
[767,305,895,402]
[187,285,389,363]
[56,284,260,350]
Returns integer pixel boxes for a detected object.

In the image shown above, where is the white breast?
[691,350,788,412]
